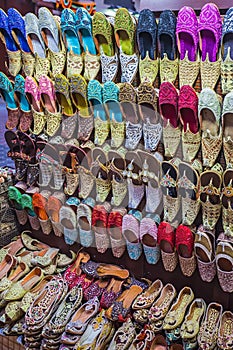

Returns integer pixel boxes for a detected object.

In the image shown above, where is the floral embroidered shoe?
[158,10,178,84]
[103,81,125,148]
[180,298,206,349]
[100,278,124,309]
[160,160,180,225]
[0,72,19,130]
[0,9,21,76]
[216,239,233,293]
[199,163,223,230]
[194,225,216,282]
[122,211,142,261]
[222,170,233,237]
[92,202,111,253]
[138,83,162,152]
[77,199,95,248]
[199,3,222,89]
[108,208,127,258]
[199,88,222,167]
[92,12,118,82]
[198,302,223,350]
[159,82,181,158]
[60,205,78,245]
[179,85,200,162]
[137,9,158,84]
[55,74,74,116]
[108,318,136,350]
[222,91,233,167]
[163,286,194,343]
[140,217,160,265]
[61,9,83,78]
[176,225,196,277]
[176,6,199,87]
[64,251,90,290]
[47,191,66,236]
[178,160,201,226]
[158,222,177,272]
[14,75,32,132]
[119,82,142,150]
[217,311,233,350]
[148,283,177,327]
[39,7,66,76]
[115,8,138,84]
[88,80,109,146]
[221,8,233,94]
[132,279,163,310]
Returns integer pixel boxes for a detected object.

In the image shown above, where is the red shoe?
[176,224,196,277]
[159,82,179,128]
[92,203,111,254]
[179,85,199,134]
[157,221,177,272]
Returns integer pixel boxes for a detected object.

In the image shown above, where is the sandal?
[194,225,216,282]
[158,222,177,272]
[199,88,222,167]
[92,12,118,83]
[221,169,233,237]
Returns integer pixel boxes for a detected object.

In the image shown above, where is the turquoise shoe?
[0,72,17,110]
[75,8,96,55]
[14,75,30,112]
[61,9,81,55]
[103,81,125,148]
[88,80,109,145]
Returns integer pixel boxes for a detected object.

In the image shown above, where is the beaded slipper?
[158,222,178,272]
[0,72,19,130]
[122,211,142,261]
[108,208,127,258]
[91,147,111,203]
[221,169,233,237]
[14,75,33,133]
[176,225,196,277]
[132,279,163,310]
[217,311,233,350]
[222,91,233,167]
[216,239,233,293]
[108,148,127,207]
[55,74,74,116]
[77,199,95,248]
[64,251,90,290]
[92,202,111,253]
[140,217,160,265]
[60,205,78,245]
[108,318,136,349]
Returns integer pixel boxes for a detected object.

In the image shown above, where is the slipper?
[55,74,74,116]
[137,9,157,61]
[222,169,233,236]
[103,81,125,148]
[17,131,36,162]
[138,82,162,152]
[92,12,118,83]
[216,240,233,292]
[158,10,177,61]
[179,85,200,162]
[92,202,111,253]
[31,247,59,267]
[140,217,160,265]
[25,12,46,58]
[77,146,95,200]
[21,231,49,251]
[21,193,40,231]
[64,251,90,290]
[221,8,233,94]
[0,72,19,129]
[122,211,142,261]
[8,8,31,53]
[4,130,21,160]
[47,191,66,237]
[176,225,196,277]
[0,237,23,263]
[198,88,222,167]
[75,7,96,55]
[61,151,79,196]
[14,74,32,132]
[77,199,95,248]
[60,205,79,245]
[222,93,233,168]
[0,9,21,76]
[114,8,138,83]
[38,7,59,53]
[108,148,127,206]
[61,9,81,55]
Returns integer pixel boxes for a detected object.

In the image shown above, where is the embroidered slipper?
[47,191,66,237]
[92,202,111,253]
[77,146,95,200]
[5,130,21,161]
[60,205,79,245]
[108,148,127,207]
[217,310,233,350]
[107,208,126,258]
[108,319,136,348]
[179,85,200,162]
[14,75,32,132]
[21,193,40,231]
[176,6,199,87]
[77,198,95,248]
[17,131,36,162]
[139,217,160,265]
[38,7,59,53]
[103,81,125,148]
[0,9,21,76]
[61,150,79,196]
[216,239,233,292]
[122,211,142,261]
[8,186,28,225]
[176,224,196,277]
[119,82,142,150]
[198,88,222,167]
[64,251,90,290]
[114,8,138,83]
[25,12,46,58]
[138,82,162,152]
[222,91,233,167]
[88,79,109,146]
[222,169,233,236]
[55,73,74,116]
[32,190,52,235]
[92,12,118,83]
[0,72,19,129]
[157,221,177,272]
[221,8,233,94]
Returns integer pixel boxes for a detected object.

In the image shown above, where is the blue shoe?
[25,12,46,58]
[75,7,96,55]
[14,75,30,112]
[0,9,17,51]
[103,82,122,122]
[8,8,31,53]
[88,80,105,120]
[0,72,17,109]
[222,7,233,60]
[61,9,81,55]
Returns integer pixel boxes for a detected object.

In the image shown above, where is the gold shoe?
[222,91,233,167]
[217,311,233,350]
[34,53,51,81]
[179,52,200,87]
[21,51,35,76]
[221,169,233,237]
[132,279,163,310]
[160,54,178,84]
[6,49,22,77]
[221,49,233,95]
[201,54,221,89]
[67,50,83,78]
[139,53,158,84]
[91,147,111,203]
[5,301,23,322]
[163,121,181,158]
[0,261,29,293]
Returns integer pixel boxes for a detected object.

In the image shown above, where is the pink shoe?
[25,76,41,112]
[122,211,142,260]
[140,217,160,265]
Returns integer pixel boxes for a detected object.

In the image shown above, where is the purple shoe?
[198,3,222,62]
[176,6,198,61]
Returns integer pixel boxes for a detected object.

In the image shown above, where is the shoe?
[115,8,138,83]
[140,217,160,265]
[180,298,206,345]
[55,73,74,116]
[64,251,90,290]
[0,72,19,130]
[221,169,233,236]
[107,208,126,258]
[179,85,200,162]
[150,334,168,350]
[0,254,16,281]
[158,10,178,84]
[0,261,29,293]
[198,302,223,350]
[176,225,196,277]
[221,8,233,94]
[92,202,111,253]
[0,9,21,76]
[194,225,216,282]
[122,212,142,261]
[199,163,223,230]
[159,82,180,158]
[77,200,95,248]
[100,278,124,309]
[138,82,162,152]
[65,297,99,335]
[82,261,129,280]
[4,267,43,301]
[176,6,199,87]
[108,318,136,350]
[158,222,177,272]
[108,148,127,207]
[132,279,163,310]
[106,285,143,322]
[92,12,118,83]
[21,193,41,231]
[60,205,78,245]
[83,279,109,301]
[91,147,111,203]
[222,92,233,167]
[199,3,222,89]
[137,9,158,84]
[217,311,233,350]
[14,75,32,132]
[129,324,155,350]
[0,237,23,263]
[163,287,194,343]
[31,247,59,267]
[47,191,66,236]
[32,191,52,235]
[199,88,222,167]
[216,238,233,293]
